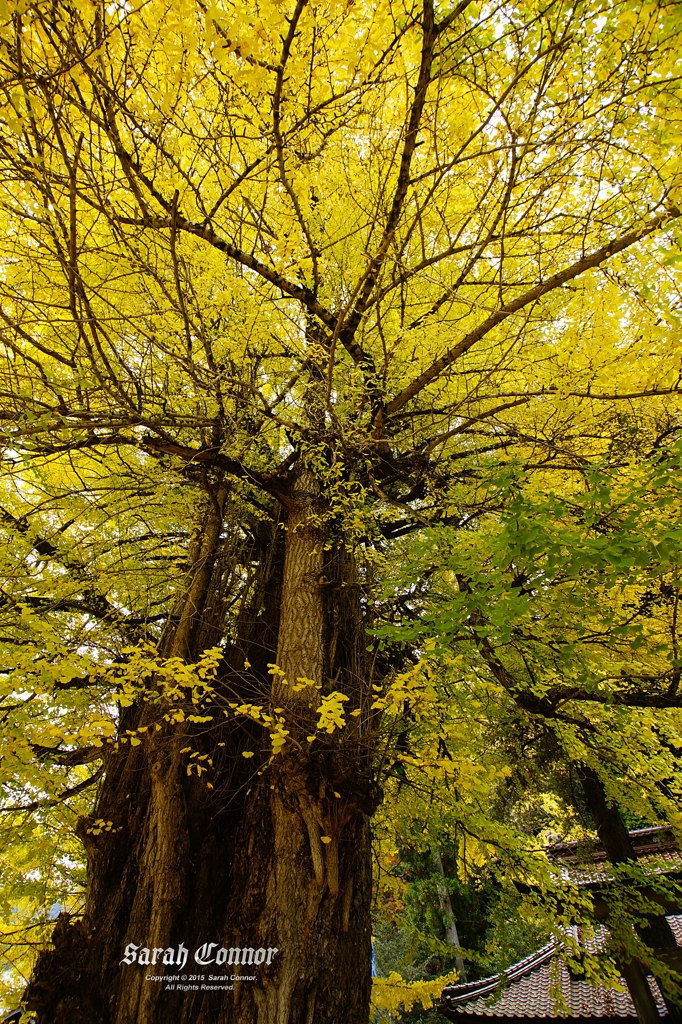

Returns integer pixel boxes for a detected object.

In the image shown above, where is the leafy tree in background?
[374,442,682,1020]
[0,0,681,1021]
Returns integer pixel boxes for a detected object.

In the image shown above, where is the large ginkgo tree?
[0,0,681,1022]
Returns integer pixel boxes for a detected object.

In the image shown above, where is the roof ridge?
[439,916,682,1017]
[442,942,557,1004]
[547,826,676,859]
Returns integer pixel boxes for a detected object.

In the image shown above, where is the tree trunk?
[25,473,377,1024]
[578,766,680,1024]
[219,469,375,1024]
[432,849,466,981]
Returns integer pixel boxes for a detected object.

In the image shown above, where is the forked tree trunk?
[25,472,377,1024]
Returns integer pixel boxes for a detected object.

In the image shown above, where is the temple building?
[439,828,682,1023]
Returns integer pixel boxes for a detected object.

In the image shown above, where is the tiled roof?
[668,917,682,945]
[546,828,682,886]
[547,828,678,864]
[439,917,682,1019]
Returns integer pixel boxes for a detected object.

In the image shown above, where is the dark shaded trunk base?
[26,734,374,1024]
[27,503,377,1024]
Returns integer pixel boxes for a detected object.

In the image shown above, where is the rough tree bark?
[25,470,378,1024]
[220,469,376,1024]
